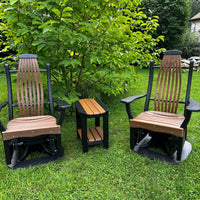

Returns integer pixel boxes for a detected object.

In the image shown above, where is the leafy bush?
[141,0,190,50]
[0,0,164,102]
[190,0,200,18]
[178,29,200,58]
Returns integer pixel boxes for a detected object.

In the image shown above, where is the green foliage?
[141,0,190,50]
[190,0,200,18]
[178,29,200,58]
[0,0,164,102]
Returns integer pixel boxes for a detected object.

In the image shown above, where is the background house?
[190,12,200,38]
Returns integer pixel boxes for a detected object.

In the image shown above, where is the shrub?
[141,0,190,50]
[0,0,164,102]
[178,29,200,58]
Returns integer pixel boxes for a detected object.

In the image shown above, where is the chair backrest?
[144,50,193,115]
[5,54,54,120]
[17,54,44,117]
[154,50,182,113]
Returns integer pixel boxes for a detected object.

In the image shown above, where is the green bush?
[141,0,190,50]
[178,29,200,58]
[0,0,164,102]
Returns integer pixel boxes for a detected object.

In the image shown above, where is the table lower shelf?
[77,126,104,145]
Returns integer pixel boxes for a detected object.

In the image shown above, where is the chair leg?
[3,140,12,165]
[41,134,64,157]
[177,137,184,161]
[130,127,138,150]
[56,134,64,157]
[18,145,29,162]
[6,139,21,168]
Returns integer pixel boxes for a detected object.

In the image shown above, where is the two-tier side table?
[75,98,109,153]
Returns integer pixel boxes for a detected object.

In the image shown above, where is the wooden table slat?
[95,126,103,139]
[87,128,95,142]
[79,99,94,115]
[89,127,102,142]
[88,99,105,114]
[79,98,105,115]
[87,99,101,114]
[77,126,103,143]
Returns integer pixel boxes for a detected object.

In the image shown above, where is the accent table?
[75,98,109,153]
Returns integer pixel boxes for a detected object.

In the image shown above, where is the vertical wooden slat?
[171,54,177,113]
[24,58,29,116]
[161,54,169,112]
[155,60,163,111]
[21,59,26,116]
[17,59,22,116]
[175,54,182,113]
[168,54,175,112]
[31,59,37,115]
[32,58,40,116]
[36,60,44,115]
[164,54,171,112]
[28,58,33,116]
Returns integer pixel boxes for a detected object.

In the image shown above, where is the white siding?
[191,20,200,38]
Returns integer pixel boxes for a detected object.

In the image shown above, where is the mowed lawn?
[0,68,200,199]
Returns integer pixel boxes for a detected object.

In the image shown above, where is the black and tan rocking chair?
[0,54,71,169]
[121,50,200,163]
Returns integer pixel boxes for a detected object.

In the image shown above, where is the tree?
[141,0,190,50]
[190,0,200,18]
[0,0,164,102]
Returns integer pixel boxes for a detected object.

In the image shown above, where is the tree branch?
[83,69,114,90]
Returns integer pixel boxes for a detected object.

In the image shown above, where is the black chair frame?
[121,50,200,163]
[0,54,71,168]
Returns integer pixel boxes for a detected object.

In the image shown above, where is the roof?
[190,12,200,21]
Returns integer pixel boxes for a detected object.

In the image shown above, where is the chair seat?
[2,115,60,141]
[130,111,185,137]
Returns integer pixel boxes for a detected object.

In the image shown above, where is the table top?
[75,98,109,116]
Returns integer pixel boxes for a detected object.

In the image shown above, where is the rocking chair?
[0,54,71,168]
[121,50,200,163]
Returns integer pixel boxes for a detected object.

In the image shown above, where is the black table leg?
[81,116,88,153]
[103,112,109,149]
[76,109,81,138]
[95,117,100,127]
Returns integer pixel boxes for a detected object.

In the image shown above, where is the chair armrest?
[181,98,200,128]
[52,98,71,126]
[120,94,146,119]
[0,101,8,132]
[53,98,71,109]
[0,101,8,111]
[186,98,200,112]
[120,94,146,104]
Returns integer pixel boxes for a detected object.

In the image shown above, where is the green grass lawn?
[0,69,200,199]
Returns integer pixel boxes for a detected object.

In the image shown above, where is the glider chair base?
[132,134,192,164]
[8,154,63,169]
[4,134,64,169]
